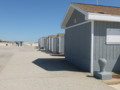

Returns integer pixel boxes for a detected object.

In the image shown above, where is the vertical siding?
[59,36,64,54]
[50,37,53,52]
[51,38,54,52]
[56,36,64,54]
[44,38,47,50]
[40,38,45,49]
[48,37,51,51]
[38,39,40,49]
[65,22,91,72]
[53,37,57,53]
[94,21,120,72]
[56,37,59,53]
[45,38,49,51]
[66,9,86,27]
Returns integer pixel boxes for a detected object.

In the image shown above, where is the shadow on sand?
[32,58,80,72]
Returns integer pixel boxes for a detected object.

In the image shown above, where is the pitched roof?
[50,35,57,38]
[57,33,64,37]
[61,3,120,29]
[72,3,120,15]
[41,37,47,39]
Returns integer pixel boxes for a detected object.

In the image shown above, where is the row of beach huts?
[38,3,120,73]
[38,33,64,55]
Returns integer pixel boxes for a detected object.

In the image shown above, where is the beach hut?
[39,37,46,50]
[51,35,57,53]
[48,35,52,52]
[56,33,65,54]
[38,38,40,50]
[44,37,49,51]
[61,3,120,73]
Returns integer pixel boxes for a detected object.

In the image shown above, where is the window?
[106,28,120,44]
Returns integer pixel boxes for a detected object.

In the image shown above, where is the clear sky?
[0,0,120,42]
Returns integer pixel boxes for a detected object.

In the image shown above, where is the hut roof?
[57,33,64,37]
[50,35,57,38]
[72,3,120,15]
[61,3,120,29]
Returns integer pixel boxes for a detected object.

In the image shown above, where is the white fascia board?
[88,13,120,22]
[90,21,94,73]
[61,4,88,29]
[70,4,88,16]
[61,6,74,29]
[65,21,90,30]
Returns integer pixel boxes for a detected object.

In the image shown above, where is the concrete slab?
[0,46,116,90]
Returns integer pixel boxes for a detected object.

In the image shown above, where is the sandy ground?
[0,46,15,72]
[110,85,120,90]
[0,46,116,90]
[104,78,120,90]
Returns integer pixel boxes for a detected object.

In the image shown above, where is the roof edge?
[61,3,88,29]
[71,2,120,8]
[88,12,120,22]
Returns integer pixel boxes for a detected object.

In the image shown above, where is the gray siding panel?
[56,36,64,54]
[66,10,86,27]
[65,22,91,72]
[94,21,120,72]
[44,38,49,51]
[51,37,57,53]
[59,36,64,53]
[40,38,45,49]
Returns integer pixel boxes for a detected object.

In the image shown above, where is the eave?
[61,4,120,29]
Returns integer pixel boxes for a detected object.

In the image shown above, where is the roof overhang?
[87,13,120,22]
[61,4,88,29]
[61,4,120,29]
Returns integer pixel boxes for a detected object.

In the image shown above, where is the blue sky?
[0,0,120,42]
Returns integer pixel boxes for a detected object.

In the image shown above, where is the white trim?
[61,6,74,29]
[65,21,90,30]
[70,4,88,16]
[88,13,120,22]
[90,21,94,73]
[106,28,120,44]
[61,4,88,29]
[61,4,120,29]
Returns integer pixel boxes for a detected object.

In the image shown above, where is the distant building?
[44,37,49,51]
[0,41,14,46]
[61,3,120,72]
[56,33,65,54]
[50,35,57,53]
[38,37,46,49]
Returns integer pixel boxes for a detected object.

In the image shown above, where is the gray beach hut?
[61,3,120,72]
[38,38,41,50]
[39,37,46,49]
[51,35,57,53]
[44,37,49,51]
[56,33,65,54]
[48,35,52,52]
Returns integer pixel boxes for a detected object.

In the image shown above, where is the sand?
[0,46,116,90]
